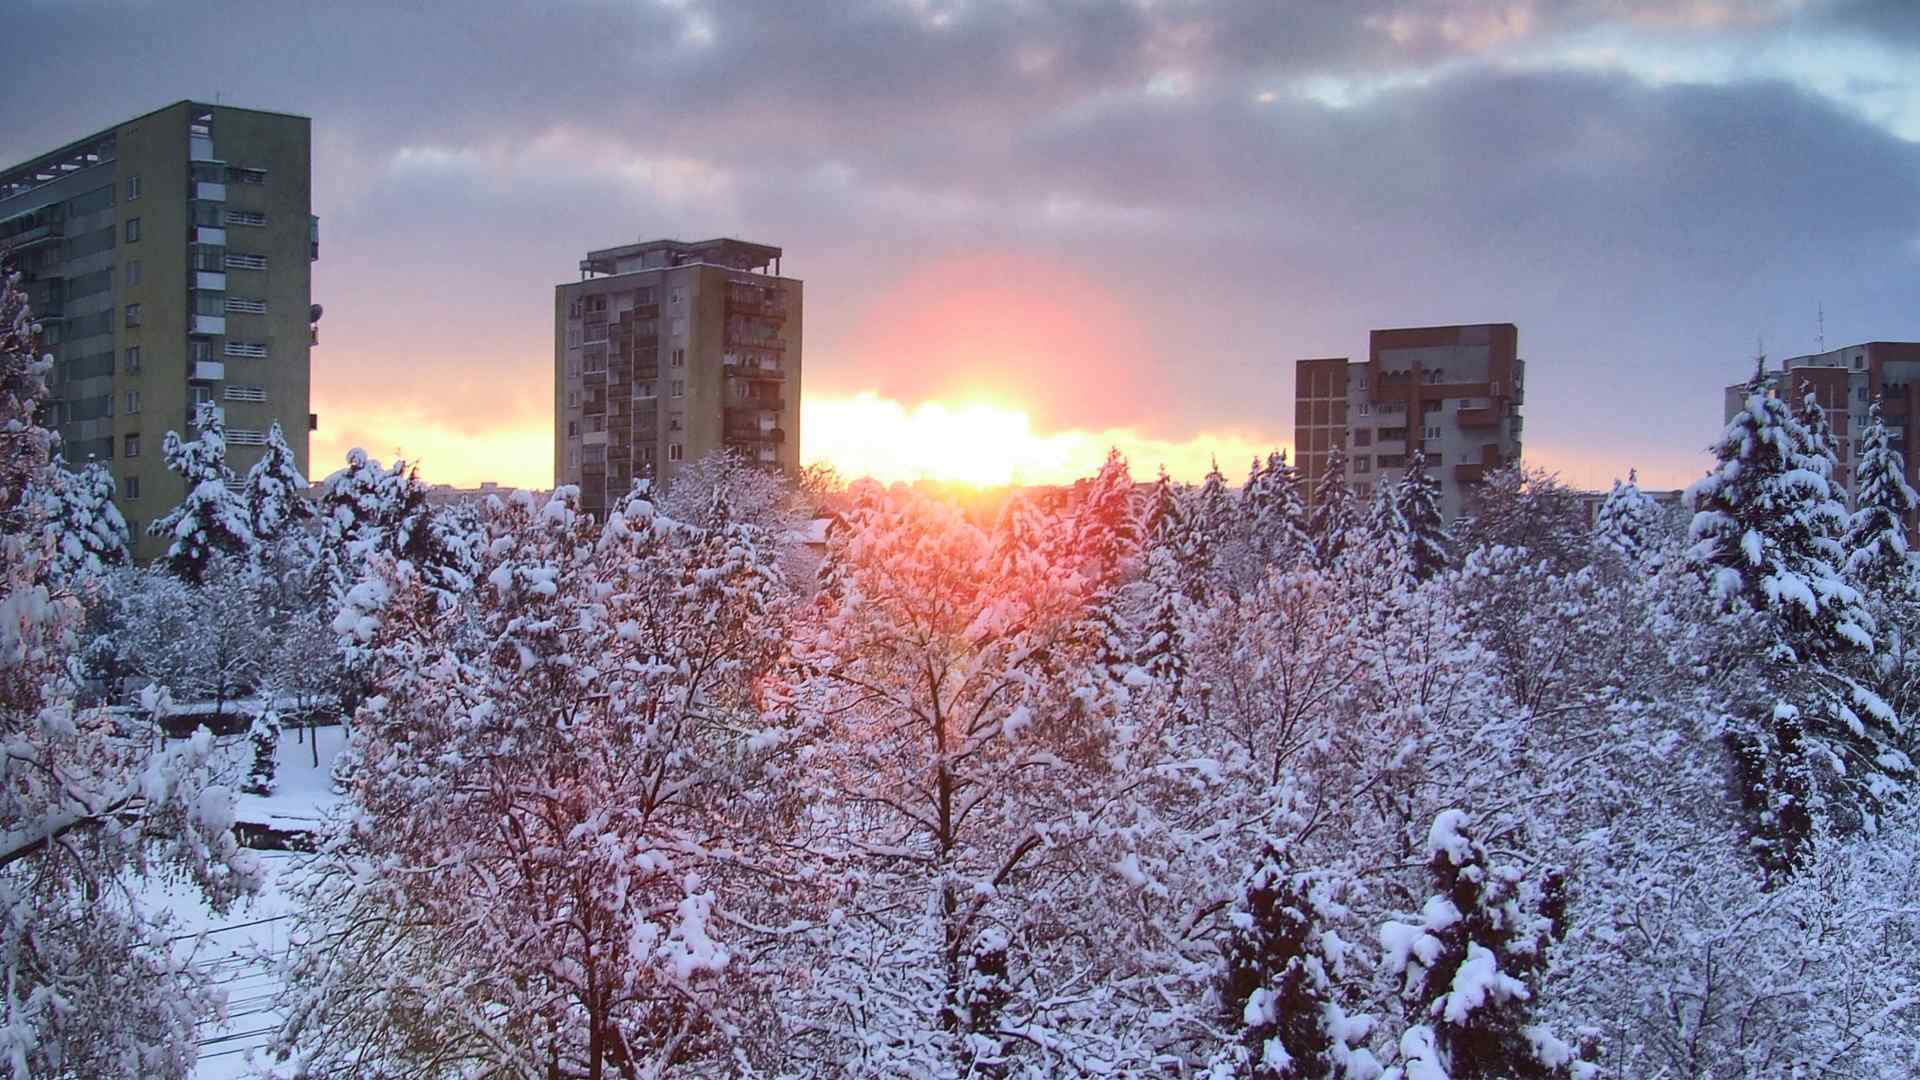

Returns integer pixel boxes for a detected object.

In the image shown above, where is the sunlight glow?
[802,391,1283,488]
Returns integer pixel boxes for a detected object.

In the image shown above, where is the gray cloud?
[2,0,1916,486]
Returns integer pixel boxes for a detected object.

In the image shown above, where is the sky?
[3,0,1917,491]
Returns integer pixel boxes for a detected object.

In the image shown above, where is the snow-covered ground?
[155,725,348,1076]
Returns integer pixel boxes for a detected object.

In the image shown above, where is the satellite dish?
[309,303,324,322]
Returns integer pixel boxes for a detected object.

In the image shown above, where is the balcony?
[724,357,786,380]
[729,397,786,414]
[195,271,227,291]
[1454,464,1488,483]
[195,181,227,202]
[724,426,786,445]
[191,314,227,335]
[726,297,788,319]
[1372,439,1407,457]
[190,360,225,382]
[7,221,64,249]
[1458,407,1499,429]
[723,329,786,351]
[583,431,608,446]
[195,226,227,246]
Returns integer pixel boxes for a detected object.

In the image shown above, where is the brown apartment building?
[553,237,801,522]
[0,101,317,559]
[1296,323,1526,522]
[1729,341,1920,501]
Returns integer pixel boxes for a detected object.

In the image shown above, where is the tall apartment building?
[0,101,316,559]
[1295,323,1526,522]
[1727,341,1920,499]
[553,237,801,521]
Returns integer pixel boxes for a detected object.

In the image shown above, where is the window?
[125,346,141,373]
[224,384,266,402]
[224,341,268,359]
[127,175,141,201]
[566,356,579,378]
[225,296,267,314]
[227,429,267,446]
[671,317,686,337]
[122,476,139,501]
[125,389,141,414]
[636,381,655,399]
[1424,426,1442,440]
[124,303,141,327]
[225,252,268,271]
[125,259,141,287]
[567,420,579,437]
[671,348,685,368]
[192,386,214,406]
[566,390,580,409]
[670,380,685,398]
[668,442,684,462]
[1357,374,1369,390]
[670,288,684,307]
[1357,403,1372,417]
[190,340,213,363]
[125,217,140,243]
[566,327,582,349]
[1355,456,1371,473]
[124,434,140,458]
[670,415,684,432]
[229,167,267,185]
[226,210,267,227]
[1354,429,1372,447]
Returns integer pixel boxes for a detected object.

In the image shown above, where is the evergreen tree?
[1144,466,1184,545]
[243,419,314,548]
[1381,811,1578,1080]
[149,402,256,583]
[32,455,130,582]
[1687,370,1900,875]
[1069,448,1141,590]
[243,709,282,796]
[1844,401,1918,595]
[1246,450,1311,572]
[949,929,1013,1076]
[1215,845,1375,1079]
[1396,452,1449,582]
[1592,469,1660,569]
[1792,383,1843,498]
[1306,445,1359,569]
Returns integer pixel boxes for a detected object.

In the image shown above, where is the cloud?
[2,1,1916,496]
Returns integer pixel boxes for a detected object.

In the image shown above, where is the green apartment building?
[0,101,316,559]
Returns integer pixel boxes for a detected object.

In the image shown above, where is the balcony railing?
[191,314,227,335]
[190,360,225,382]
[724,426,786,445]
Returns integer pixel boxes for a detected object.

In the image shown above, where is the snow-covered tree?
[243,707,282,795]
[1380,811,1583,1080]
[1395,453,1449,583]
[1213,844,1377,1079]
[1686,371,1901,874]
[1844,401,1918,595]
[1244,450,1311,575]
[1455,465,1585,572]
[242,419,313,549]
[1306,445,1360,569]
[1591,469,1661,569]
[149,401,255,583]
[276,485,797,1076]
[1066,447,1142,591]
[29,454,129,582]
[0,269,258,1075]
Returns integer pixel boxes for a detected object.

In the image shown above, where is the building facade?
[553,237,801,521]
[1295,323,1526,522]
[0,101,317,559]
[1727,342,1920,500]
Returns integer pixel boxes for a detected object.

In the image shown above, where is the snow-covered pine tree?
[1396,452,1449,582]
[243,419,314,549]
[1380,811,1583,1080]
[1306,444,1359,569]
[31,454,130,581]
[1792,381,1843,498]
[1214,844,1376,1079]
[243,708,282,795]
[1592,469,1660,569]
[1246,450,1311,574]
[1686,368,1901,874]
[1068,447,1142,591]
[1843,401,1918,596]
[149,401,256,583]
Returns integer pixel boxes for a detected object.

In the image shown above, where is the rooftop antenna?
[1817,301,1825,353]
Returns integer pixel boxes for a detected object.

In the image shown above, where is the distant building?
[425,481,539,508]
[1726,342,1920,499]
[1295,323,1526,521]
[1,101,319,558]
[553,237,801,522]
[1574,487,1687,529]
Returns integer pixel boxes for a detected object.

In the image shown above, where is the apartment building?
[0,101,317,559]
[1295,323,1526,522]
[553,237,801,521]
[1728,341,1920,499]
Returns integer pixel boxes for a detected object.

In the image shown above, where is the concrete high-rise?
[1728,341,1920,500]
[0,101,317,558]
[553,237,801,521]
[1295,323,1526,522]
